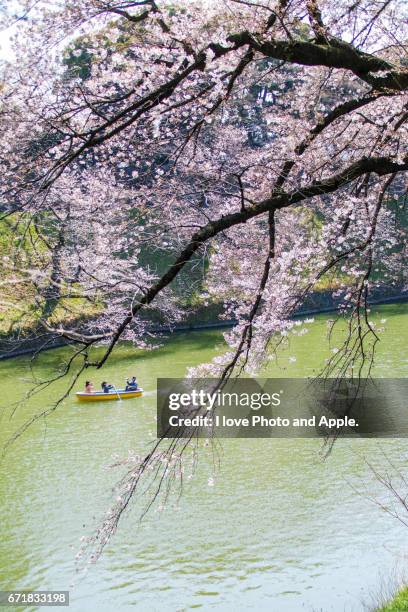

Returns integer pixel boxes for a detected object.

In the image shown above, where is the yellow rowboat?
[76,388,143,402]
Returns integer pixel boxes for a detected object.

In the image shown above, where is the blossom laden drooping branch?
[0,0,407,549]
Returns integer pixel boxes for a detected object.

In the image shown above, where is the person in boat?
[101,381,114,393]
[85,381,95,393]
[125,376,138,391]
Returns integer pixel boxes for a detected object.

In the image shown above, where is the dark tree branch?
[88,154,407,367]
[228,31,408,91]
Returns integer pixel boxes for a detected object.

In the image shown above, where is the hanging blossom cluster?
[0,0,407,376]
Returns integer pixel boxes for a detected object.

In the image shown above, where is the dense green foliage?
[379,587,408,611]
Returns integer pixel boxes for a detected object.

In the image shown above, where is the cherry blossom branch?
[217,209,276,382]
[227,32,407,91]
[16,14,405,196]
[85,154,407,367]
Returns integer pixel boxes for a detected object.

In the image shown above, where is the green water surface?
[1,303,408,612]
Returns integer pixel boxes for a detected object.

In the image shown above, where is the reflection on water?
[0,304,408,611]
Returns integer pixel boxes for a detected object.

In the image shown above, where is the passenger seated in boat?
[125,376,138,391]
[101,381,114,393]
[85,381,95,393]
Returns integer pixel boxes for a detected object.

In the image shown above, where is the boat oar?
[111,384,122,402]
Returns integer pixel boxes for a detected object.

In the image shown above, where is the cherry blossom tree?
[0,0,407,553]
